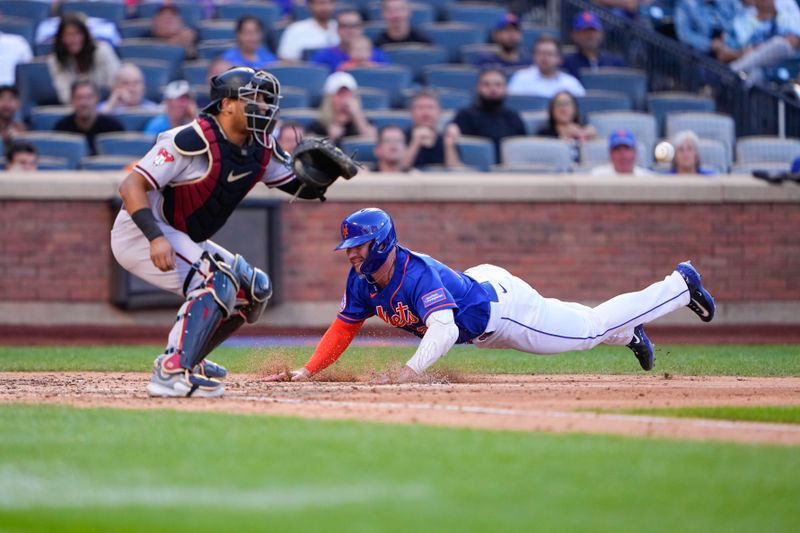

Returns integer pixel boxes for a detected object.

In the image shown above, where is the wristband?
[131,208,165,242]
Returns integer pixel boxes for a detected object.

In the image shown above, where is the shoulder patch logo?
[153,148,174,166]
[421,288,447,308]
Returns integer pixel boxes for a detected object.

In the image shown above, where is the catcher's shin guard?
[232,254,273,323]
[174,254,239,370]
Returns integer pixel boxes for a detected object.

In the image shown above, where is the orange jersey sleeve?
[304,317,364,375]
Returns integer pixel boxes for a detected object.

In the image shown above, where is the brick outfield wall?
[1,199,799,304]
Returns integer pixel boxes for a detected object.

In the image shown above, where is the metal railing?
[560,0,800,138]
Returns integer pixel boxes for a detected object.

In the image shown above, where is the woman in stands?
[221,16,278,70]
[307,71,376,145]
[537,90,596,161]
[47,12,120,104]
[669,130,717,175]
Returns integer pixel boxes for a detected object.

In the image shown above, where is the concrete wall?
[1,171,799,326]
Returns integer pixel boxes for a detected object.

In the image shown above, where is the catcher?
[111,66,358,398]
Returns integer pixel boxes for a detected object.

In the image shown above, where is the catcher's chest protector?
[162,117,271,242]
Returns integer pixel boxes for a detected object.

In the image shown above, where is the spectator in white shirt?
[591,129,654,176]
[278,0,340,61]
[0,31,33,85]
[508,35,585,98]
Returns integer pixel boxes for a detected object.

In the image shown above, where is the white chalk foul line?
[235,395,800,435]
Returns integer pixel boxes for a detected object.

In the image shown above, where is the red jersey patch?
[153,148,175,166]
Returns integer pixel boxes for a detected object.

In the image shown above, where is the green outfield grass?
[0,404,797,533]
[613,405,800,425]
[0,344,798,376]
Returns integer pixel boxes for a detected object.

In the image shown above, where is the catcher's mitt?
[291,138,359,195]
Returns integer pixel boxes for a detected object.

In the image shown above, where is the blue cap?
[573,11,602,31]
[495,12,520,31]
[609,129,636,149]
[791,155,800,174]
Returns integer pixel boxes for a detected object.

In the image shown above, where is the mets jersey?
[337,246,492,343]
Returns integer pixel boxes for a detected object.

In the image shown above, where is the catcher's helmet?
[336,208,397,278]
[202,66,256,114]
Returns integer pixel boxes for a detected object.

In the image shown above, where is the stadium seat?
[15,60,60,118]
[130,60,172,102]
[423,23,487,62]
[665,112,736,168]
[216,2,282,31]
[405,88,471,111]
[423,64,478,93]
[367,2,435,26]
[520,111,549,136]
[267,63,330,107]
[116,110,162,132]
[696,138,729,174]
[364,22,386,42]
[0,1,51,24]
[196,41,232,61]
[588,111,658,150]
[521,26,560,50]
[95,132,156,157]
[136,2,203,28]
[580,68,648,110]
[457,135,495,171]
[181,60,210,86]
[580,138,653,169]
[382,44,449,83]
[647,92,715,136]
[0,16,34,45]
[118,19,152,40]
[577,90,632,116]
[501,136,573,172]
[491,162,569,174]
[735,136,800,166]
[37,156,72,171]
[16,132,89,170]
[278,108,321,128]
[505,94,549,113]
[80,155,136,170]
[364,110,413,130]
[358,87,391,110]
[118,39,185,80]
[347,65,413,108]
[197,20,236,42]
[29,105,72,131]
[460,43,500,66]
[446,3,506,34]
[341,135,377,165]
[731,161,793,174]
[61,1,126,24]
[280,86,310,109]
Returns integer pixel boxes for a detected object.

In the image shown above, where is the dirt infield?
[3,372,800,445]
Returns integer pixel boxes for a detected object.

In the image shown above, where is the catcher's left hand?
[291,137,359,200]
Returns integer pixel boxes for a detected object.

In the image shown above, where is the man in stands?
[591,129,654,176]
[4,141,38,171]
[471,12,531,76]
[508,35,586,98]
[374,0,432,47]
[54,80,124,155]
[562,11,626,80]
[278,0,340,61]
[311,9,389,72]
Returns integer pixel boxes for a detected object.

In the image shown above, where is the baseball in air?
[654,141,675,163]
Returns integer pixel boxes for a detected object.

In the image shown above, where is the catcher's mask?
[239,70,281,147]
[335,208,397,279]
[203,66,256,114]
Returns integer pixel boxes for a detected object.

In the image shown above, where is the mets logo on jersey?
[376,302,418,328]
[153,148,175,167]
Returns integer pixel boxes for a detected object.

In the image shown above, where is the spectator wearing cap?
[4,141,38,172]
[508,35,585,98]
[454,68,526,164]
[278,0,340,61]
[0,86,26,145]
[54,80,124,155]
[403,89,463,170]
[374,0,432,47]
[0,29,32,85]
[144,81,198,138]
[149,5,198,60]
[98,63,159,115]
[591,129,654,176]
[307,72,376,145]
[562,11,626,80]
[312,9,389,72]
[472,12,531,76]
[221,16,278,71]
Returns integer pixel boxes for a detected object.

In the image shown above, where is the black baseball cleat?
[627,324,655,371]
[676,261,716,322]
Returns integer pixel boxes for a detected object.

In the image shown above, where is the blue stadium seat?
[364,22,385,42]
[198,20,236,42]
[0,1,51,24]
[130,60,172,102]
[17,132,89,170]
[15,60,60,119]
[37,156,72,170]
[341,135,377,165]
[505,94,549,113]
[136,2,203,28]
[30,106,72,131]
[81,155,136,170]
[216,2,282,31]
[577,90,633,116]
[358,87,391,110]
[118,20,152,40]
[457,136,495,172]
[427,88,471,110]
[423,64,478,93]
[423,0,456,21]
[267,63,330,107]
[501,136,573,172]
[197,41,232,61]
[735,136,800,166]
[521,111,548,135]
[280,86,310,109]
[665,112,736,167]
[588,111,658,150]
[364,110,413,130]
[118,39,185,80]
[580,68,649,110]
[116,110,161,132]
[461,43,499,66]
[521,26,560,51]
[61,1,126,24]
[181,60,210,86]
[0,16,34,45]
[367,2,435,26]
[383,44,449,83]
[278,108,321,128]
[95,132,156,157]
[423,23,486,62]
[346,65,412,108]
[646,92,715,136]
[446,4,506,34]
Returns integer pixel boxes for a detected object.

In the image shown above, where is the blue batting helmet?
[335,208,397,277]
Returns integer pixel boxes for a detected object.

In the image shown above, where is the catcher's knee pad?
[231,254,272,323]
[177,254,239,369]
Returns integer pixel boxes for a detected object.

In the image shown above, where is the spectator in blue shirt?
[311,9,388,72]
[472,13,531,76]
[144,81,197,137]
[674,0,742,57]
[221,16,278,70]
[562,11,626,80]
